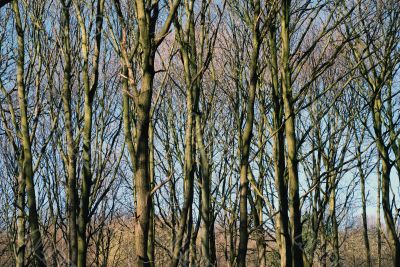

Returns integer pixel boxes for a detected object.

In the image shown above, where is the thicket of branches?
[0,0,400,266]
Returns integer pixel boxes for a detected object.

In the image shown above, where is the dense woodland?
[0,0,400,266]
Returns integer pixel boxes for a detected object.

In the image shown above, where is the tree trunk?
[376,161,382,267]
[148,122,155,267]
[280,1,304,266]
[16,164,25,267]
[13,1,46,266]
[328,173,339,267]
[373,92,400,266]
[171,62,195,267]
[134,72,153,267]
[268,21,292,267]
[358,156,372,267]
[60,2,78,265]
[308,126,322,267]
[77,1,105,266]
[237,3,261,265]
[197,115,212,266]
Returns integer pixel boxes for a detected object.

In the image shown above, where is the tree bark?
[148,121,155,267]
[280,1,304,266]
[126,1,180,264]
[376,161,382,267]
[134,72,153,267]
[64,52,78,267]
[373,89,400,266]
[358,154,372,267]
[60,1,78,265]
[16,163,25,267]
[13,1,46,266]
[237,2,261,266]
[76,1,105,266]
[171,42,195,267]
[268,21,292,267]
[328,172,340,267]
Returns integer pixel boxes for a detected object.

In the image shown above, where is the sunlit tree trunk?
[173,1,215,264]
[237,2,261,266]
[171,29,195,267]
[148,121,155,267]
[115,1,180,264]
[376,161,382,267]
[372,90,400,265]
[268,20,292,267]
[16,163,25,267]
[13,1,46,266]
[60,1,78,264]
[76,1,105,266]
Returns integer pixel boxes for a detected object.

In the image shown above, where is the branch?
[155,0,181,46]
[151,174,173,196]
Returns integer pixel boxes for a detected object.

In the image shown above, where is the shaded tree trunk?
[328,172,339,267]
[268,20,292,267]
[358,154,371,267]
[280,1,304,266]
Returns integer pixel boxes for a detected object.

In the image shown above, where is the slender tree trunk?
[16,164,25,267]
[148,122,155,267]
[120,2,179,265]
[174,1,215,264]
[255,194,266,267]
[328,172,340,267]
[281,1,304,266]
[253,187,266,267]
[171,61,195,267]
[229,216,236,267]
[380,157,400,265]
[321,225,327,267]
[251,105,267,267]
[308,127,322,267]
[268,21,292,267]
[77,1,105,266]
[173,3,210,263]
[77,17,91,267]
[373,92,400,266]
[61,2,78,265]
[184,201,194,265]
[189,203,200,267]
[197,115,212,266]
[166,97,176,254]
[376,161,382,267]
[209,217,217,266]
[358,156,371,267]
[134,72,153,267]
[194,36,214,267]
[133,2,165,264]
[13,1,46,266]
[237,3,261,265]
